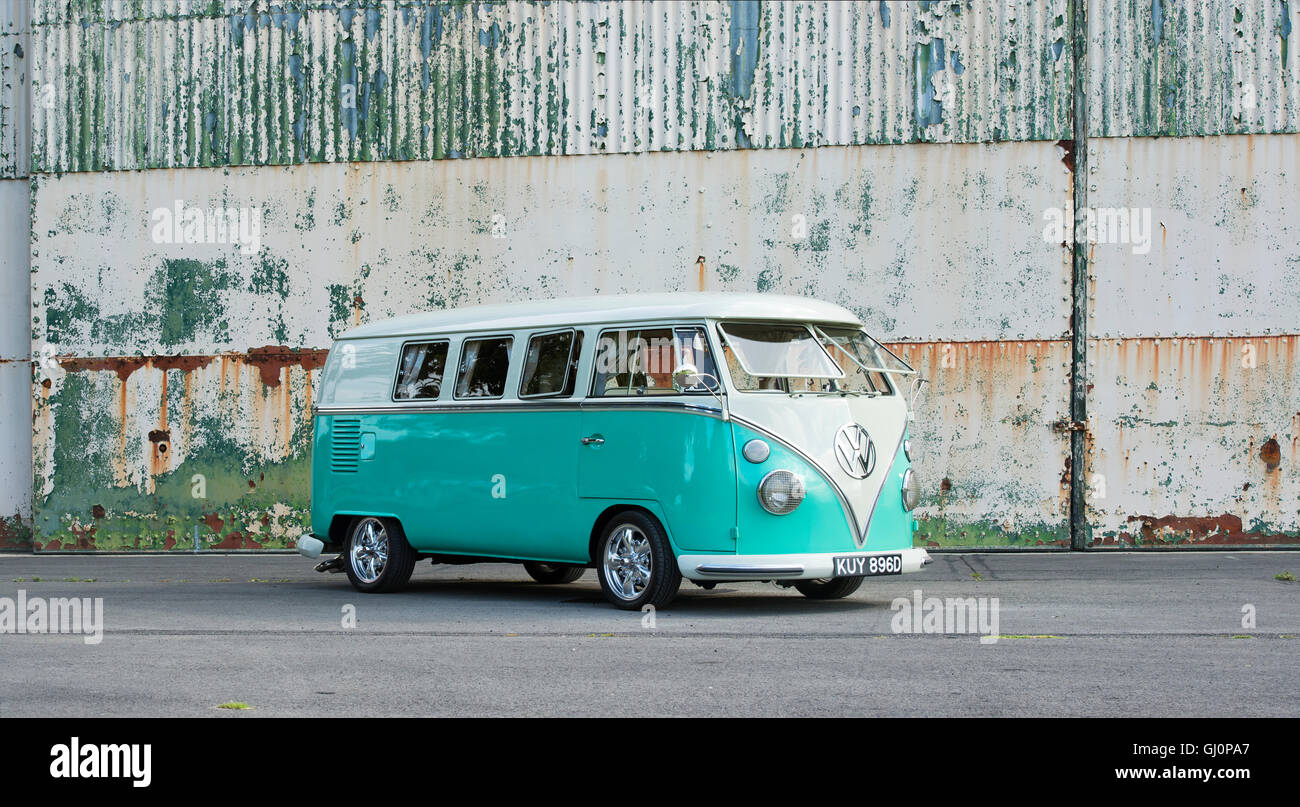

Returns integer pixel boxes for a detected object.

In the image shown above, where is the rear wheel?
[523,562,585,584]
[793,576,864,599]
[596,511,681,610]
[344,517,416,593]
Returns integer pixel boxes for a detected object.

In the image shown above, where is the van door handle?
[581,435,605,445]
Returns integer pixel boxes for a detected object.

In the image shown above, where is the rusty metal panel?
[0,0,29,178]
[30,140,1071,548]
[28,0,1073,174]
[1085,134,1300,546]
[895,340,1073,548]
[1089,0,1300,137]
[1088,337,1299,546]
[32,353,320,550]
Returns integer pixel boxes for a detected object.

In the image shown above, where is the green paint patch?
[1275,570,1296,582]
[35,373,313,551]
[0,515,33,551]
[157,258,236,347]
[915,516,1069,548]
[1230,635,1253,640]
[215,702,252,711]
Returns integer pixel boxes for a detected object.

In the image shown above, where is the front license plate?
[833,554,902,577]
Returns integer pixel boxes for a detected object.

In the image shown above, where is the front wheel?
[793,576,864,599]
[596,511,681,610]
[344,516,417,593]
[523,562,585,584]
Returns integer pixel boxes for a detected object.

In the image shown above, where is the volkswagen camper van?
[298,292,930,609]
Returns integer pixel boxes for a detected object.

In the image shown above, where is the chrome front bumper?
[678,547,932,581]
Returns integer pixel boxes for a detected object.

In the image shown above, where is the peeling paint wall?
[1090,0,1300,137]
[895,340,1074,547]
[1086,134,1300,546]
[29,142,1073,549]
[8,0,1300,552]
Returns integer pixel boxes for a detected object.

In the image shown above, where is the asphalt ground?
[0,551,1296,717]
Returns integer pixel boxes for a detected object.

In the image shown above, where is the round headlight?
[742,439,770,463]
[901,468,921,511]
[758,470,805,515]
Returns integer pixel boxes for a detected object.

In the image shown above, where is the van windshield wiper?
[787,388,879,398]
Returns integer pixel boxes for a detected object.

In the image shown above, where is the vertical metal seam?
[1070,0,1090,551]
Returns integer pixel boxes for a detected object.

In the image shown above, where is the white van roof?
[341,292,862,340]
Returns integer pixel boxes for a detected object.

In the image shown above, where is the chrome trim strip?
[314,399,726,417]
[728,413,866,548]
[694,564,806,575]
[579,399,722,413]
[316,402,582,415]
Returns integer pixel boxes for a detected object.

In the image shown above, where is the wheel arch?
[587,504,675,566]
[326,512,404,550]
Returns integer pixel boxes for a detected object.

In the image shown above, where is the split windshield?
[718,321,913,395]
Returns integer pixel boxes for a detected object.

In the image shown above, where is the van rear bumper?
[679,548,932,581]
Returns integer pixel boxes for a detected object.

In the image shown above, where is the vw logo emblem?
[833,423,876,479]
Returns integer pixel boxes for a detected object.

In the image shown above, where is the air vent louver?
[331,419,362,473]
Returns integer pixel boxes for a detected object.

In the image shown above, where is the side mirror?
[671,363,728,421]
[672,363,701,391]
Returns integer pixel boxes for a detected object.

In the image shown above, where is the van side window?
[672,327,721,393]
[393,341,449,400]
[561,332,584,396]
[454,337,513,399]
[520,330,584,398]
[591,327,717,397]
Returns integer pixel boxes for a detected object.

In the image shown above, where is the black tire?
[343,516,417,593]
[793,576,864,599]
[523,562,585,584]
[595,511,681,610]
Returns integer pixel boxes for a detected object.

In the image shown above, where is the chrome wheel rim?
[350,518,389,584]
[603,524,652,601]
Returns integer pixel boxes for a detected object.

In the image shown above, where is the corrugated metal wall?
[7,0,1299,551]
[1090,0,1300,137]
[29,0,1073,174]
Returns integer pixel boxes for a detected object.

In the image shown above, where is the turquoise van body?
[301,293,930,607]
